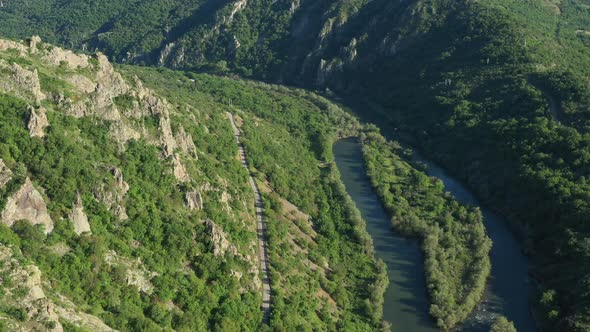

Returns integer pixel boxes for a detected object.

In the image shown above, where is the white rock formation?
[44,46,90,69]
[186,191,203,210]
[69,194,91,235]
[28,105,49,137]
[172,154,190,183]
[91,54,129,120]
[176,126,198,158]
[159,113,176,157]
[5,63,45,102]
[110,120,141,149]
[94,167,129,221]
[104,250,157,294]
[28,36,42,51]
[1,177,53,233]
[205,219,238,257]
[0,39,28,54]
[0,245,114,331]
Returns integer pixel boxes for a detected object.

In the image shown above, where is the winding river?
[335,138,437,332]
[334,137,536,331]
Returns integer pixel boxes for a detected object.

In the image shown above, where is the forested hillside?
[2,0,590,330]
[0,38,390,331]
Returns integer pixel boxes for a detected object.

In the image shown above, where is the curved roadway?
[227,112,271,325]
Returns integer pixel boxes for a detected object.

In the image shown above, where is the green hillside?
[1,0,590,330]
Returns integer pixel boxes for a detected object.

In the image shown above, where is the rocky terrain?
[0,37,264,330]
[0,36,380,330]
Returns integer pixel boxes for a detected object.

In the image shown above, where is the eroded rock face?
[159,43,175,66]
[173,154,190,183]
[91,54,129,120]
[28,105,49,137]
[104,250,157,294]
[54,303,115,332]
[44,47,90,69]
[226,0,248,24]
[66,74,96,94]
[3,258,64,332]
[0,245,113,332]
[0,39,27,53]
[110,120,141,149]
[176,126,197,158]
[28,36,42,51]
[24,265,45,302]
[205,219,238,257]
[9,63,45,102]
[65,100,89,118]
[94,167,129,221]
[69,194,91,235]
[159,113,176,157]
[1,177,53,233]
[0,159,12,188]
[186,191,203,210]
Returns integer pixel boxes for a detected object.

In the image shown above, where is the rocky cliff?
[1,178,53,234]
[0,37,265,330]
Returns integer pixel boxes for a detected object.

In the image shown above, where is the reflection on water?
[334,138,437,332]
[334,137,536,332]
[412,154,536,332]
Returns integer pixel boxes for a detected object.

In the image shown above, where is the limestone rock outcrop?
[44,46,90,69]
[64,100,89,118]
[186,191,203,210]
[91,53,129,120]
[2,257,64,332]
[0,39,28,54]
[0,245,113,331]
[173,154,190,182]
[176,126,198,158]
[1,177,53,233]
[227,0,248,24]
[4,63,45,102]
[28,105,49,137]
[159,113,176,157]
[205,219,238,257]
[110,120,141,148]
[66,74,96,94]
[24,265,46,302]
[0,159,12,188]
[69,194,91,235]
[105,250,157,294]
[28,36,42,51]
[94,167,129,221]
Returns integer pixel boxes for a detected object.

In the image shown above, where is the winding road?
[529,80,563,123]
[227,112,272,325]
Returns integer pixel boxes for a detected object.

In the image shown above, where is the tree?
[490,316,516,332]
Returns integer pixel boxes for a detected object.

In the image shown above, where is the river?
[333,137,536,332]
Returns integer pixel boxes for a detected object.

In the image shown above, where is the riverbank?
[328,93,536,331]
[356,132,492,330]
[334,137,437,331]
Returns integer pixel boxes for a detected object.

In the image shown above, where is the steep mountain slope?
[3,0,590,331]
[0,38,388,331]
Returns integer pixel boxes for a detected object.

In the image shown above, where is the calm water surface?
[334,138,437,332]
[334,137,536,332]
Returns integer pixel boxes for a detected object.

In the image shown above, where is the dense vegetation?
[360,130,491,329]
[0,43,388,330]
[124,65,388,329]
[3,0,590,330]
[333,1,590,330]
[0,89,262,331]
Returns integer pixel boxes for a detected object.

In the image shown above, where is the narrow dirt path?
[226,112,271,325]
